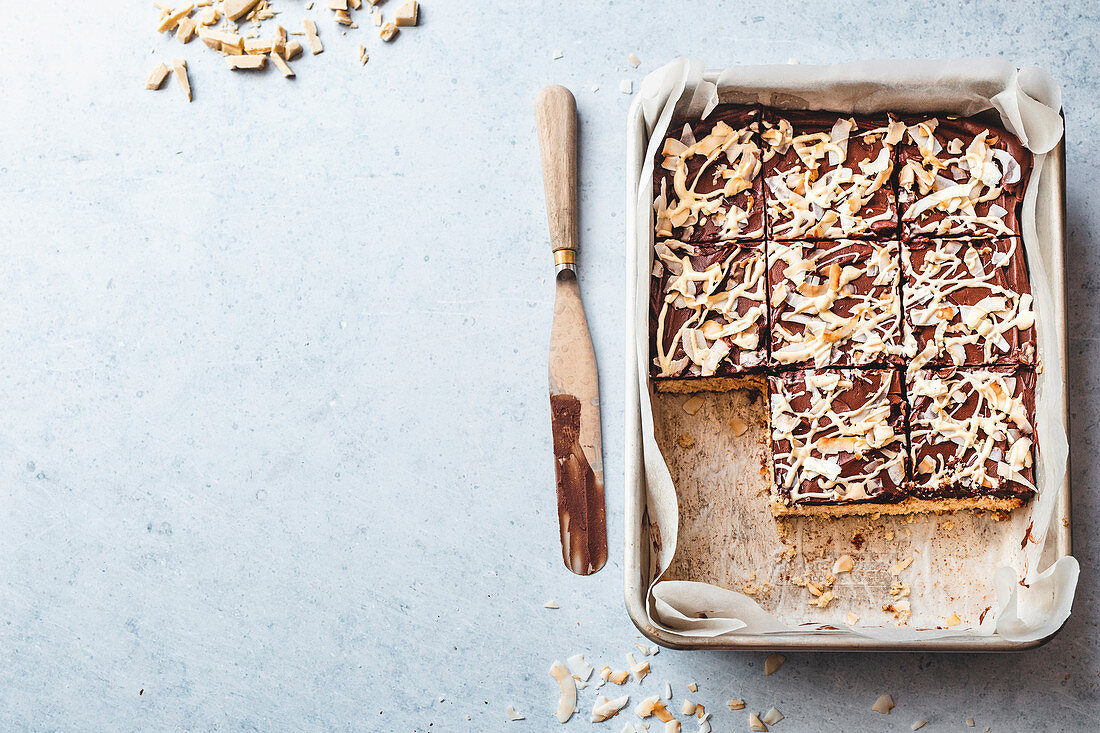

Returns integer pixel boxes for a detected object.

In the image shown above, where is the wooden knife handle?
[536,85,578,255]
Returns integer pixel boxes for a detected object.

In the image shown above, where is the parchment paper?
[631,58,1079,642]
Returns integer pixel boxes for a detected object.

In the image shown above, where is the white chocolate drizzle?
[652,240,767,377]
[908,369,1035,493]
[762,116,898,239]
[771,240,905,367]
[770,369,906,503]
[654,116,764,241]
[904,239,1035,366]
[899,118,1024,238]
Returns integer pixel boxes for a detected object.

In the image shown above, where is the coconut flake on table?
[592,695,631,723]
[549,661,577,723]
[567,653,594,681]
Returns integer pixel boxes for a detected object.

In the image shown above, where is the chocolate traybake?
[649,104,1038,517]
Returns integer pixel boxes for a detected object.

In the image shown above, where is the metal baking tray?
[623,72,1071,652]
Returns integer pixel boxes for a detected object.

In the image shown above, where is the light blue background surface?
[0,1,1097,730]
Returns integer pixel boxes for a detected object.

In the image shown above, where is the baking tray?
[623,72,1072,652]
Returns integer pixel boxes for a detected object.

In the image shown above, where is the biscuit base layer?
[653,374,766,394]
[770,494,1025,518]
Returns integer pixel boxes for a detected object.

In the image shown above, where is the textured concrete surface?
[0,0,1097,730]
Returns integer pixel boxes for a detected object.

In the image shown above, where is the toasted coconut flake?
[946,612,961,626]
[889,556,915,575]
[543,600,559,609]
[394,0,418,26]
[872,694,895,714]
[628,53,641,68]
[762,708,783,725]
[171,59,191,101]
[846,612,860,625]
[635,696,673,722]
[549,661,577,723]
[749,712,768,731]
[592,695,630,723]
[682,700,696,716]
[663,681,672,699]
[650,645,660,656]
[664,721,680,733]
[686,682,698,693]
[832,554,854,574]
[682,395,705,415]
[567,653,594,682]
[551,49,564,60]
[145,63,170,90]
[609,670,630,685]
[764,653,784,676]
[728,699,746,711]
[911,722,928,731]
[505,705,524,721]
[966,718,975,727]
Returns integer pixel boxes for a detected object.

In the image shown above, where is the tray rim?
[622,73,1072,653]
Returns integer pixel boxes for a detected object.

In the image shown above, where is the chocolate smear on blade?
[551,393,608,574]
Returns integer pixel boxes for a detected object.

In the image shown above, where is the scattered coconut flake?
[762,708,783,725]
[145,63,171,90]
[552,49,564,60]
[966,718,975,727]
[728,416,748,436]
[591,695,630,723]
[628,53,640,68]
[549,661,577,723]
[945,612,961,627]
[749,712,768,731]
[621,724,637,733]
[686,682,697,693]
[620,79,632,94]
[764,653,785,676]
[544,600,559,609]
[682,395,705,415]
[650,646,660,656]
[567,654,594,682]
[356,45,369,65]
[663,681,672,699]
[505,705,525,721]
[911,722,928,731]
[872,694,895,714]
[634,642,651,656]
[846,612,860,625]
[635,697,673,722]
[728,699,746,711]
[681,700,696,716]
[832,554,854,574]
[889,556,915,575]
[664,721,680,733]
[609,670,630,685]
[627,653,650,683]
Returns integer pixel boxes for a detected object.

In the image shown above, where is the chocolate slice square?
[769,239,905,368]
[653,105,765,243]
[650,239,768,389]
[907,366,1036,507]
[761,110,900,240]
[898,116,1032,241]
[903,238,1036,367]
[769,368,908,515]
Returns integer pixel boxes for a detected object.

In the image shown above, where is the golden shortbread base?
[770,494,1025,518]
